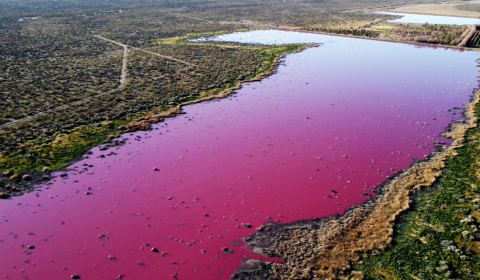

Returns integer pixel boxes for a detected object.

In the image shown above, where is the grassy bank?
[349,103,480,279]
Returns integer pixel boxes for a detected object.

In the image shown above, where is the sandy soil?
[390,3,480,18]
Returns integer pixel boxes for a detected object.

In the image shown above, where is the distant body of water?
[377,11,480,25]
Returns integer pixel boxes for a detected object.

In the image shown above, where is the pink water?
[1,30,478,280]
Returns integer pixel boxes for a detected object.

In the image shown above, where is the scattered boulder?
[221,247,235,253]
[22,174,31,180]
[256,225,266,231]
[9,174,19,181]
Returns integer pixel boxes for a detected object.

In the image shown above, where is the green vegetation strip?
[0,120,126,173]
[349,103,480,279]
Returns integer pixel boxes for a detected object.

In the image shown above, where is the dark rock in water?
[0,192,10,199]
[242,223,252,228]
[151,247,159,253]
[27,245,35,249]
[71,274,80,279]
[221,247,235,253]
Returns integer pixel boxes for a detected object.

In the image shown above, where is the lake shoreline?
[1,28,478,279]
[230,86,480,278]
[276,26,479,51]
[0,42,316,199]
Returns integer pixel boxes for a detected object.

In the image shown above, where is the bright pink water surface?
[1,30,478,280]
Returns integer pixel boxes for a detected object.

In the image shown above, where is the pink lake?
[0,30,478,280]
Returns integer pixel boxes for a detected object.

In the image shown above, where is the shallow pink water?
[0,30,478,280]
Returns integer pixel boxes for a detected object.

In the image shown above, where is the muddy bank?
[231,90,480,279]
